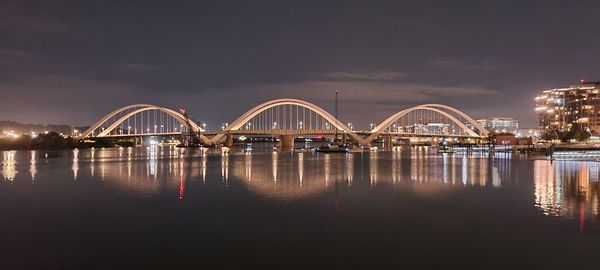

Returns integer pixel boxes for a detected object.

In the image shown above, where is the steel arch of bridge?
[78,104,205,139]
[80,99,488,145]
[206,98,359,144]
[360,105,487,143]
[420,104,489,136]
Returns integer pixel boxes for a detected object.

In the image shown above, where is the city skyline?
[2,1,599,128]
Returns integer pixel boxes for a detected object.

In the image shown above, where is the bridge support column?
[279,135,294,150]
[384,134,393,149]
[135,137,143,147]
[226,132,233,147]
[342,133,347,145]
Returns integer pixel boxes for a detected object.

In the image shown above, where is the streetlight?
[202,123,207,130]
[299,121,303,129]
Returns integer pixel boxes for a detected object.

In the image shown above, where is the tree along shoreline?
[0,132,135,150]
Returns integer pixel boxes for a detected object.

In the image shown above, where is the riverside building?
[535,81,600,135]
[476,117,519,133]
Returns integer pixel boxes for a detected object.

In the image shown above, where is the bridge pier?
[342,133,347,145]
[279,135,294,150]
[383,134,393,149]
[226,132,233,147]
[135,137,143,147]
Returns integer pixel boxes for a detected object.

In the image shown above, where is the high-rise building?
[535,81,600,135]
[476,117,519,133]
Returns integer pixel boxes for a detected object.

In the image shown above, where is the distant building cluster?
[535,81,600,136]
[476,117,519,133]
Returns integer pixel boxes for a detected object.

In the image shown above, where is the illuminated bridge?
[78,98,489,146]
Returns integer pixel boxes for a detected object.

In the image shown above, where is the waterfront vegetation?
[0,132,134,150]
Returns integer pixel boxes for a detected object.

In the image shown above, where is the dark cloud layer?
[1,0,599,129]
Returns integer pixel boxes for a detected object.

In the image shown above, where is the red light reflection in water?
[178,174,185,200]
[579,204,585,232]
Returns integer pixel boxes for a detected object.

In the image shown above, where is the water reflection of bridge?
[2,148,599,223]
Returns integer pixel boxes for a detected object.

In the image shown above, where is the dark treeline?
[0,132,133,150]
[0,121,75,134]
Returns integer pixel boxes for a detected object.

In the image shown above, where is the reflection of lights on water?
[392,150,398,184]
[2,151,17,181]
[221,154,229,186]
[30,151,37,181]
[149,146,156,177]
[346,153,353,186]
[369,152,377,187]
[534,160,560,216]
[272,152,278,184]
[461,155,468,185]
[324,154,330,187]
[72,149,79,180]
[178,159,185,200]
[442,153,448,184]
[245,153,252,182]
[201,155,207,183]
[298,153,303,187]
[534,160,600,220]
[21,147,597,221]
[100,148,106,180]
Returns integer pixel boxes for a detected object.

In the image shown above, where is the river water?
[1,146,599,269]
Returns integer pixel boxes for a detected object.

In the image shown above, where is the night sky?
[1,0,599,129]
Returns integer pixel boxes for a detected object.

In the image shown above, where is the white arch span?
[207,98,360,144]
[79,104,205,139]
[360,105,487,143]
[420,104,488,136]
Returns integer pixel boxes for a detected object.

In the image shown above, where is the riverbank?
[0,132,134,150]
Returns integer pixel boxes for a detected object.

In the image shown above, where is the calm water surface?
[1,146,599,269]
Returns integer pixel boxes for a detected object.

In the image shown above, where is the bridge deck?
[93,130,482,139]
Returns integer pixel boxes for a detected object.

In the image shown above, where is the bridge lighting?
[273,122,277,129]
[202,123,206,130]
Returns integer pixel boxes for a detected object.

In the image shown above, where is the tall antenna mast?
[335,90,339,141]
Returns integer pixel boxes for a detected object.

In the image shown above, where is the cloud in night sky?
[322,70,407,81]
[0,0,599,128]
